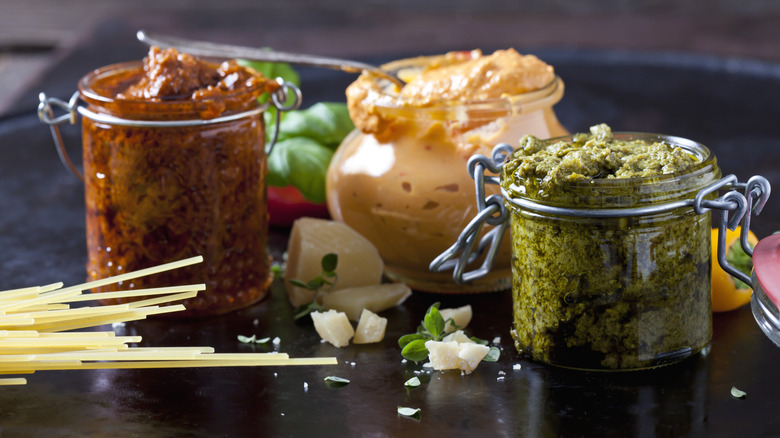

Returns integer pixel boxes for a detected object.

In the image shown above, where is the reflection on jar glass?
[327,49,568,293]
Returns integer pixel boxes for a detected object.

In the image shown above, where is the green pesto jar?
[500,131,721,370]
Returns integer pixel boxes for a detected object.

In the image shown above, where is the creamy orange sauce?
[329,49,566,292]
[400,49,555,102]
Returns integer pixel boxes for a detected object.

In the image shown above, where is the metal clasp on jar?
[429,143,772,286]
[37,78,301,181]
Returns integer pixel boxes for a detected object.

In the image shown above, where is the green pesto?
[503,124,700,201]
[501,125,718,370]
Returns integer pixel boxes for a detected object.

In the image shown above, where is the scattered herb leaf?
[397,406,421,419]
[483,347,501,362]
[731,386,747,399]
[404,377,421,388]
[470,336,489,346]
[401,340,430,363]
[237,335,271,344]
[324,376,350,388]
[399,302,490,364]
[291,253,338,321]
[271,262,285,279]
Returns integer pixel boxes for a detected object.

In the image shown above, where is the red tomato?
[267,185,330,227]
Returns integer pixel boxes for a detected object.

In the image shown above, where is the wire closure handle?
[37,78,302,181]
[429,143,513,284]
[430,143,772,286]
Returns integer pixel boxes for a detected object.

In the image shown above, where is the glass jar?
[503,133,721,370]
[751,234,780,347]
[326,53,568,293]
[39,53,299,318]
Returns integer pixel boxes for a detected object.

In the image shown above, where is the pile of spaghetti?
[0,256,336,385]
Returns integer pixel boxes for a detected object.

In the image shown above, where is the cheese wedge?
[320,282,411,321]
[440,305,473,333]
[285,218,384,307]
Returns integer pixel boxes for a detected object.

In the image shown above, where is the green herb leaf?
[276,102,355,147]
[398,333,426,349]
[237,335,271,344]
[321,253,338,273]
[483,347,501,362]
[324,376,350,387]
[397,406,421,419]
[731,386,747,399]
[726,240,755,289]
[470,336,489,345]
[294,301,326,321]
[237,334,256,344]
[404,377,421,388]
[267,137,334,203]
[401,339,430,362]
[271,262,285,279]
[237,58,301,105]
[423,306,445,341]
[289,279,310,289]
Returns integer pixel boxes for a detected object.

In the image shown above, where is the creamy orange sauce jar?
[326,49,568,292]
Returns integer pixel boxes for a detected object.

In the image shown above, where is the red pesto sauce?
[79,47,276,317]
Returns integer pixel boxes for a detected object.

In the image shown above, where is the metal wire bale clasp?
[37,78,301,181]
[429,143,514,284]
[430,143,772,286]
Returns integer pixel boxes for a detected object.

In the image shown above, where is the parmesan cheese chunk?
[425,339,489,374]
[320,282,412,321]
[285,218,384,307]
[310,310,354,348]
[442,330,473,344]
[439,305,473,333]
[353,309,387,344]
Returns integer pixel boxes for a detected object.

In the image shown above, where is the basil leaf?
[424,306,445,341]
[237,58,301,105]
[277,103,354,147]
[401,339,429,362]
[267,137,334,203]
[398,333,426,349]
[483,347,501,362]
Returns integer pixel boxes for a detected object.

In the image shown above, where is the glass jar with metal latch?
[431,129,771,371]
[37,49,301,317]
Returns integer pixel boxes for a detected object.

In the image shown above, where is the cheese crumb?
[513,364,522,370]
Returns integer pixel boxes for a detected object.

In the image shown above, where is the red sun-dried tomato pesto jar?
[44,47,301,317]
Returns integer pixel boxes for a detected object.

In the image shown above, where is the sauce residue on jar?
[80,47,275,317]
[328,49,566,293]
[501,124,716,370]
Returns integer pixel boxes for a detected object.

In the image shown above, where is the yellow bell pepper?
[710,227,758,312]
